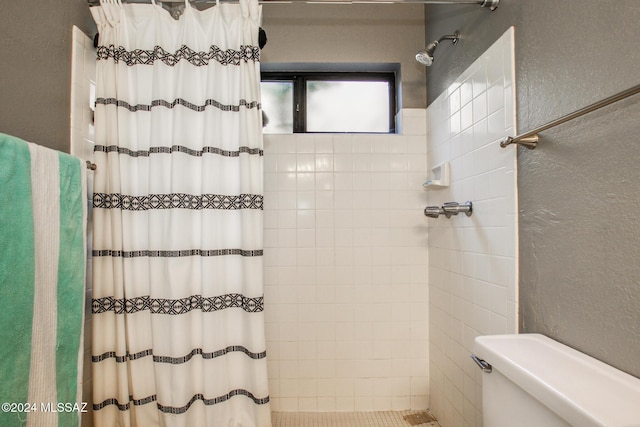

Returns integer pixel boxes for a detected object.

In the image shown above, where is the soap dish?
[423,161,450,189]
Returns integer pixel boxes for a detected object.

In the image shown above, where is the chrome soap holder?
[424,201,473,219]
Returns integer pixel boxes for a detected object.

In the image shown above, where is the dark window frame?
[261,71,397,134]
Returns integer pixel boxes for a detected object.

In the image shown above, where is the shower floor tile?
[271,410,440,427]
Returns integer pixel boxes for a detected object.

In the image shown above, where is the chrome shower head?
[415,41,439,66]
[416,31,460,66]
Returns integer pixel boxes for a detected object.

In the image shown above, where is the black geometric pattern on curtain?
[97,44,260,66]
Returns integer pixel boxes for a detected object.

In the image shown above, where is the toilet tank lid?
[474,334,640,427]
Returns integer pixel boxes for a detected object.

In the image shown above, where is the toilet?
[473,333,640,427]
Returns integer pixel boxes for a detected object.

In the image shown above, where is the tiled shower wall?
[263,110,430,412]
[426,28,518,427]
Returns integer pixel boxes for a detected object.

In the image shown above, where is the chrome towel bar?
[500,82,640,150]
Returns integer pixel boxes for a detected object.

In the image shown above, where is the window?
[261,72,397,134]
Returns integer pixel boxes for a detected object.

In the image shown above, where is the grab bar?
[500,83,640,150]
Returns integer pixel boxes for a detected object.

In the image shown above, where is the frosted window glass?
[261,81,293,134]
[306,81,390,133]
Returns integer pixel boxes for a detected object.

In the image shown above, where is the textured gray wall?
[0,1,96,153]
[425,0,640,378]
[261,3,427,108]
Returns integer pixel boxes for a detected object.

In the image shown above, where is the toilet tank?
[473,334,640,427]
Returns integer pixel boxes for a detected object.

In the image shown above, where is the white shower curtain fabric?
[90,1,270,426]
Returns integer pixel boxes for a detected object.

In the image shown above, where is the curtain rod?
[500,82,640,150]
[88,0,498,7]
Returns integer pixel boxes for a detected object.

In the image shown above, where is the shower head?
[416,31,460,66]
[415,41,439,66]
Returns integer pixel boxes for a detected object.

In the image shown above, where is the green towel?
[0,133,86,427]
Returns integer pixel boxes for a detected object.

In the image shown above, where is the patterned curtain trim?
[93,345,267,363]
[94,144,263,158]
[92,249,263,258]
[92,294,264,315]
[94,389,270,412]
[95,97,261,113]
[92,193,263,211]
[97,44,260,66]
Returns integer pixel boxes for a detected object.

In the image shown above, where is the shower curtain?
[90,1,270,426]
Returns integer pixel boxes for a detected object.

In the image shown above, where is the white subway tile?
[407,136,428,154]
[334,154,353,172]
[297,229,316,248]
[370,138,390,154]
[316,248,335,266]
[296,136,315,153]
[371,172,392,191]
[277,154,297,172]
[389,154,409,172]
[473,118,489,149]
[472,66,488,99]
[315,191,335,210]
[371,154,391,172]
[296,191,316,210]
[297,210,315,229]
[334,173,354,190]
[487,108,506,143]
[389,137,408,154]
[316,211,334,228]
[487,81,505,115]
[264,154,278,173]
[276,135,297,153]
[353,173,372,191]
[297,154,316,172]
[296,173,315,191]
[353,154,372,172]
[315,228,335,248]
[296,249,316,267]
[450,111,461,136]
[314,135,334,153]
[460,102,473,132]
[315,154,334,172]
[352,136,372,153]
[449,88,461,115]
[277,172,296,191]
[402,115,427,136]
[472,91,488,125]
[333,135,353,153]
[460,80,473,107]
[315,172,334,191]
